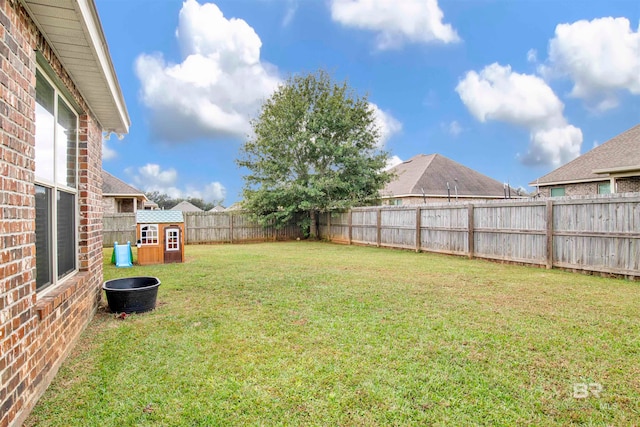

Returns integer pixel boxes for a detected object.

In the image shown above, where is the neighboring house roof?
[102,170,146,199]
[170,201,203,212]
[136,210,184,224]
[225,202,243,211]
[383,154,518,199]
[22,0,130,134]
[208,206,225,212]
[532,124,640,186]
[143,200,159,209]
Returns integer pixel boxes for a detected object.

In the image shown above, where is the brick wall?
[119,198,134,213]
[0,2,104,426]
[537,182,597,197]
[617,177,640,193]
[538,178,640,197]
[102,196,117,215]
[103,197,136,214]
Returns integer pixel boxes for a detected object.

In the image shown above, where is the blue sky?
[95,0,640,205]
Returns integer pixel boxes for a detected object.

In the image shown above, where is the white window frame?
[597,182,611,194]
[34,66,80,294]
[140,224,159,245]
[165,228,179,251]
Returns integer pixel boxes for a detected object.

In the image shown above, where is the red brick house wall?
[0,2,105,426]
[537,178,640,197]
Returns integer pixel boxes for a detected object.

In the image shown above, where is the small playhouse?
[135,210,185,265]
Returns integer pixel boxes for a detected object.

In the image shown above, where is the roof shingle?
[170,201,203,212]
[102,170,145,197]
[383,154,517,198]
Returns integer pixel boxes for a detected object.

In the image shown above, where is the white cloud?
[526,48,537,63]
[456,63,582,167]
[456,63,565,128]
[102,140,117,160]
[135,0,280,142]
[369,103,402,147]
[185,182,226,202]
[128,163,226,203]
[330,0,460,49]
[444,120,462,137]
[524,125,583,167]
[282,0,298,27]
[385,155,403,170]
[543,17,640,111]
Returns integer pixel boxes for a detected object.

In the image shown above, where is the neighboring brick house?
[381,154,521,205]
[0,1,129,426]
[531,124,640,197]
[102,170,147,214]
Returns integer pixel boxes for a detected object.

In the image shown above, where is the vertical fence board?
[104,211,303,246]
[104,195,640,277]
[102,213,136,246]
[317,195,639,277]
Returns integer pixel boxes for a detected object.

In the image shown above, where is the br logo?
[573,383,602,399]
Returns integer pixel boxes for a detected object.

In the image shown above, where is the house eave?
[529,177,611,187]
[593,165,640,176]
[380,193,524,200]
[21,0,130,135]
[104,193,147,201]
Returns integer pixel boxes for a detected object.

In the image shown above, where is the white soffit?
[21,0,130,135]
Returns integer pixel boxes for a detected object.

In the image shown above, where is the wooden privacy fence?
[103,211,303,246]
[318,193,640,278]
[102,213,136,247]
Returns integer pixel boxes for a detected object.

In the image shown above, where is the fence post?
[310,210,317,239]
[327,212,332,241]
[415,206,421,252]
[348,210,353,245]
[229,213,234,244]
[546,200,553,269]
[184,212,190,244]
[467,204,474,259]
[376,208,382,247]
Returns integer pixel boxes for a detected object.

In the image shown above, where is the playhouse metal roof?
[136,210,184,224]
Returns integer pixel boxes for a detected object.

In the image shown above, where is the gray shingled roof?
[102,170,145,197]
[170,201,203,212]
[532,124,640,185]
[136,210,184,224]
[383,154,517,198]
[143,200,159,209]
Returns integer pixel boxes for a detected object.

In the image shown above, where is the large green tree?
[238,70,392,233]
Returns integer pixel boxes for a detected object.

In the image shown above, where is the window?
[166,229,179,251]
[35,68,78,291]
[598,182,611,194]
[550,187,565,197]
[389,199,402,206]
[140,225,159,245]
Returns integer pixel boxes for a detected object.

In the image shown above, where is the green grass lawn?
[26,242,640,426]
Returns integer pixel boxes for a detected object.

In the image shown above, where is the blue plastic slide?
[112,241,133,268]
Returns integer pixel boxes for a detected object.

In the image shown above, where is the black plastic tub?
[103,276,161,314]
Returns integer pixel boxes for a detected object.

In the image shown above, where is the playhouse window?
[34,68,78,292]
[140,225,159,245]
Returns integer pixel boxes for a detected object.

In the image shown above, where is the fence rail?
[103,194,639,278]
[318,193,640,278]
[103,211,303,246]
